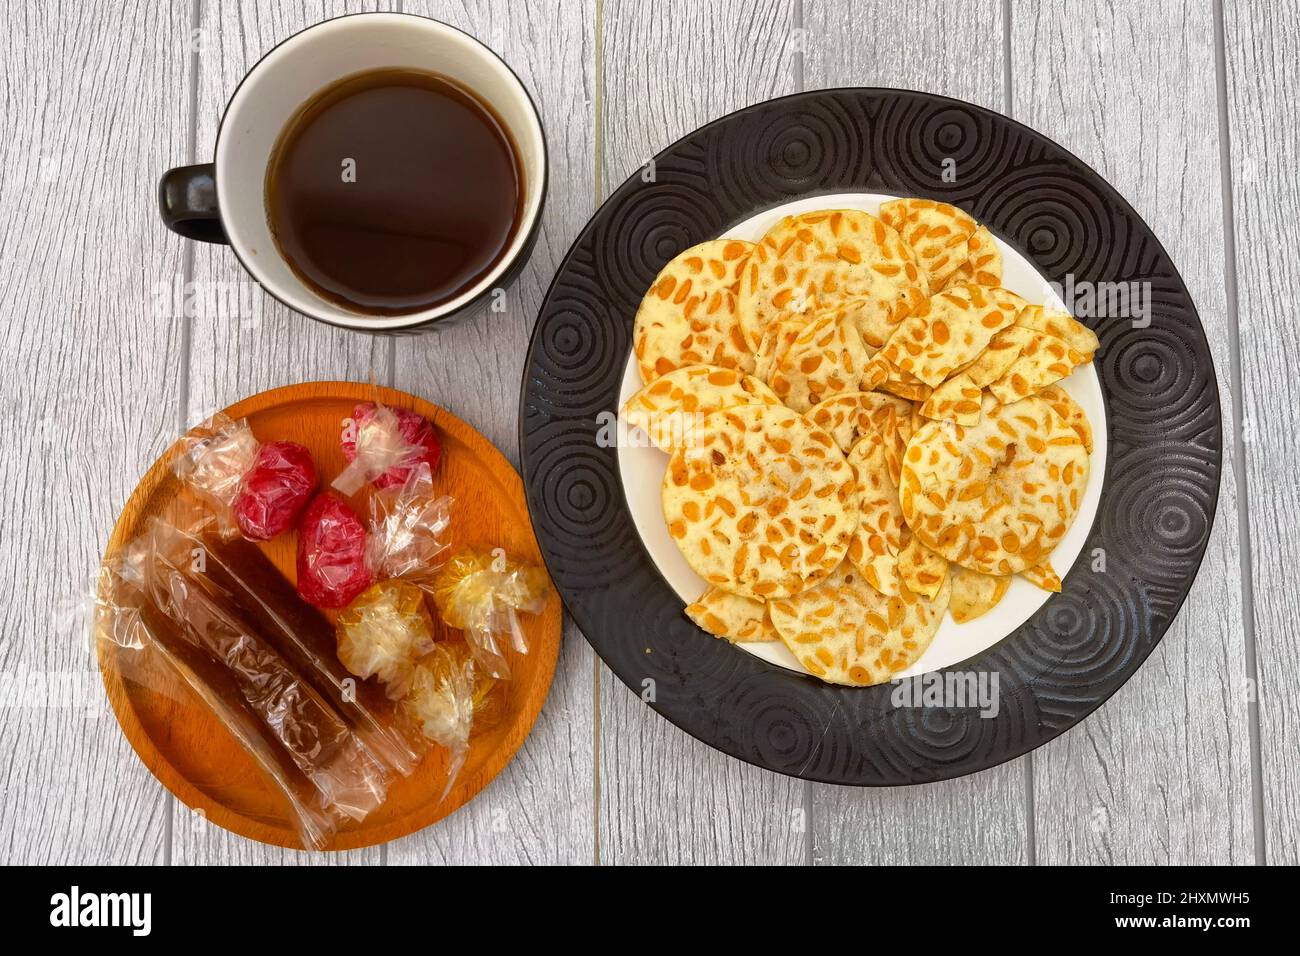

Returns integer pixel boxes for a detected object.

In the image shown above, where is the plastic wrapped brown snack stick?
[176,526,426,776]
[155,567,387,821]
[101,579,337,849]
[111,521,390,823]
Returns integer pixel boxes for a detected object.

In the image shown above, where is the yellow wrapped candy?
[336,580,435,699]
[430,548,548,679]
[403,641,502,739]
[401,641,502,798]
[452,641,505,735]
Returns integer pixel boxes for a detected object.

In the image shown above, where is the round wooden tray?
[96,381,563,850]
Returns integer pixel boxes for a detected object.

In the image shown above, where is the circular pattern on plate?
[519,88,1221,785]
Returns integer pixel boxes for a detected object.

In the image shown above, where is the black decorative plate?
[518,88,1221,785]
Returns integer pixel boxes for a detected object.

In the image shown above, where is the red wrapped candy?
[297,466,453,611]
[233,441,318,541]
[174,413,317,541]
[297,494,374,609]
[337,402,442,493]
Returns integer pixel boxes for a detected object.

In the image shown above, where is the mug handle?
[158,163,228,243]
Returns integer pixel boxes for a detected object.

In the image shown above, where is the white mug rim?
[213,11,548,332]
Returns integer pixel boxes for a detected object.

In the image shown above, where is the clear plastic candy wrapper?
[400,641,503,799]
[97,515,421,849]
[331,467,454,678]
[297,464,452,610]
[366,464,452,583]
[334,402,443,495]
[430,548,549,679]
[336,580,436,699]
[176,528,424,775]
[172,413,317,541]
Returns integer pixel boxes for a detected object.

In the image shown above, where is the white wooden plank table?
[0,0,1286,864]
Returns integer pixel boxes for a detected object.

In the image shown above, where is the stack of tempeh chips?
[624,202,1098,686]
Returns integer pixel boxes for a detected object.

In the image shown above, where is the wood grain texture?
[0,0,193,864]
[807,0,1006,112]
[184,0,388,431]
[1012,0,1253,865]
[0,0,1271,867]
[173,0,390,865]
[599,0,808,865]
[803,0,1030,866]
[388,0,598,866]
[1222,0,1299,865]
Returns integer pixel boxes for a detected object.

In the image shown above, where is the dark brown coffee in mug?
[265,67,525,316]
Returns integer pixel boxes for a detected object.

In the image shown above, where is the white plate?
[617,193,1106,680]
